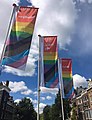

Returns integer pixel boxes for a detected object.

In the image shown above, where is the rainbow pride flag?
[62,58,74,99]
[42,36,58,88]
[2,6,38,70]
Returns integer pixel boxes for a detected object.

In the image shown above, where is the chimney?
[6,81,9,87]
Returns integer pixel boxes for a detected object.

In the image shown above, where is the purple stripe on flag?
[50,78,58,88]
[69,92,74,99]
[8,55,28,68]
[18,64,26,70]
[5,39,12,46]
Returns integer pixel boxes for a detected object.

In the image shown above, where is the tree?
[43,90,71,120]
[64,99,71,119]
[43,105,51,120]
[16,97,37,120]
[54,90,71,120]
[40,113,44,120]
[50,104,61,120]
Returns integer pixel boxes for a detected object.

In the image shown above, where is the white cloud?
[9,81,33,95]
[39,103,46,109]
[33,99,38,104]
[80,0,86,2]
[31,0,77,48]
[46,96,52,100]
[31,0,92,56]
[14,97,37,104]
[26,97,38,104]
[70,1,92,55]
[73,74,88,88]
[40,87,58,95]
[35,103,46,114]
[0,0,19,43]
[14,99,21,103]
[88,0,92,3]
[33,91,38,96]
[80,0,92,3]
[21,89,32,95]
[41,97,45,101]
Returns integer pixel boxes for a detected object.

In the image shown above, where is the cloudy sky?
[0,0,92,113]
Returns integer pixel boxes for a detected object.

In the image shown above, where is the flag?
[61,58,74,99]
[2,6,38,70]
[41,36,59,88]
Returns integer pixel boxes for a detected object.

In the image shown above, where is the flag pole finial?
[13,3,17,7]
[38,35,41,37]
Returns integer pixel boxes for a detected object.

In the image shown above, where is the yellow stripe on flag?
[44,55,58,60]
[62,73,72,78]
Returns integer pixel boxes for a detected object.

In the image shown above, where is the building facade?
[0,81,16,120]
[86,87,92,119]
[73,86,92,120]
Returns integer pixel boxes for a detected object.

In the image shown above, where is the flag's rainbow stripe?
[2,7,38,70]
[62,58,74,99]
[43,36,58,88]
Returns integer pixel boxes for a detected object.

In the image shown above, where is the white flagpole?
[0,4,18,65]
[58,58,65,120]
[37,35,42,120]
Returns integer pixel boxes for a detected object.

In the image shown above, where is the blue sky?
[0,0,92,113]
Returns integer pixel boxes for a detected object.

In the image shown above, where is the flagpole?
[0,4,17,65]
[0,4,17,119]
[37,35,42,120]
[58,58,65,120]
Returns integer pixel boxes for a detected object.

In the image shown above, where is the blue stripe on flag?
[45,72,58,87]
[2,50,29,65]
[64,87,74,99]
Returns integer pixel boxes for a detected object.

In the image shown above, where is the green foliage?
[43,105,51,120]
[40,113,44,120]
[43,90,71,120]
[64,99,71,119]
[16,97,37,120]
[50,104,61,120]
